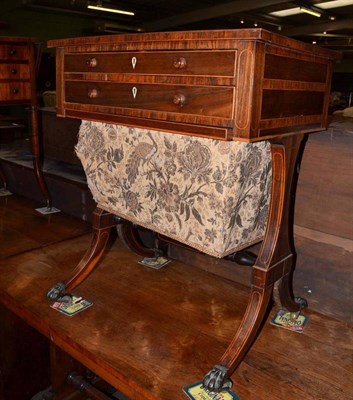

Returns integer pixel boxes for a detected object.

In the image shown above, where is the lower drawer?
[64,81,234,119]
[0,82,30,102]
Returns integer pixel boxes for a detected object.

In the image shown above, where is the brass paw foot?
[203,364,233,392]
[47,282,66,301]
[288,296,308,320]
[295,296,308,309]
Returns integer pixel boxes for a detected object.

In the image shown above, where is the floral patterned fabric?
[76,121,272,258]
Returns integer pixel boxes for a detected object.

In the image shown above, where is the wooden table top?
[0,228,352,400]
[0,195,91,260]
[0,232,247,399]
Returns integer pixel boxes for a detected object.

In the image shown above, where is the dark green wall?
[1,1,96,45]
[334,57,353,73]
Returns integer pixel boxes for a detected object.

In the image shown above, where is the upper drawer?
[0,63,30,80]
[65,81,234,120]
[0,45,29,60]
[64,51,236,77]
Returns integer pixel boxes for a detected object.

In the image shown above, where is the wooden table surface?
[0,195,91,259]
[0,203,352,400]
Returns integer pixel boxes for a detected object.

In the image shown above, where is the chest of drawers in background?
[0,37,51,207]
[49,29,339,142]
[0,37,38,104]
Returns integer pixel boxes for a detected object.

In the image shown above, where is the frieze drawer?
[65,81,234,120]
[64,51,236,77]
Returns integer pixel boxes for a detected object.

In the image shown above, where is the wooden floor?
[0,194,352,400]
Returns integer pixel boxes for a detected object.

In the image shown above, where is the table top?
[47,29,339,60]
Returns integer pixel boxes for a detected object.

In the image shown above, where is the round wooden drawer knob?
[86,58,98,68]
[173,93,186,107]
[173,57,187,69]
[87,88,98,99]
[11,88,19,94]
[9,49,17,55]
[11,69,18,74]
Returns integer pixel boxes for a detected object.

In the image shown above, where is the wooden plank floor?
[0,195,352,400]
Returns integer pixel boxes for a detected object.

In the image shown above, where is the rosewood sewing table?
[46,29,338,392]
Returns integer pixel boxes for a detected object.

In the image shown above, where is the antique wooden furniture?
[46,29,339,392]
[0,36,50,206]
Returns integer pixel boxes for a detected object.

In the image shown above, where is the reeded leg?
[47,208,116,300]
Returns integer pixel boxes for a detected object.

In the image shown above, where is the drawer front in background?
[0,45,29,60]
[64,51,236,77]
[0,64,30,80]
[0,82,31,102]
[65,81,234,119]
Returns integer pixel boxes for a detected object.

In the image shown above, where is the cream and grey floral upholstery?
[76,121,272,258]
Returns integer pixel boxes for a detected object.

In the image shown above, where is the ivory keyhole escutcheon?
[131,57,137,69]
[132,86,138,99]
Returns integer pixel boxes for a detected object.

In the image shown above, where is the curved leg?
[203,135,308,392]
[29,106,51,208]
[29,42,51,208]
[116,222,155,257]
[203,285,272,391]
[47,208,116,300]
